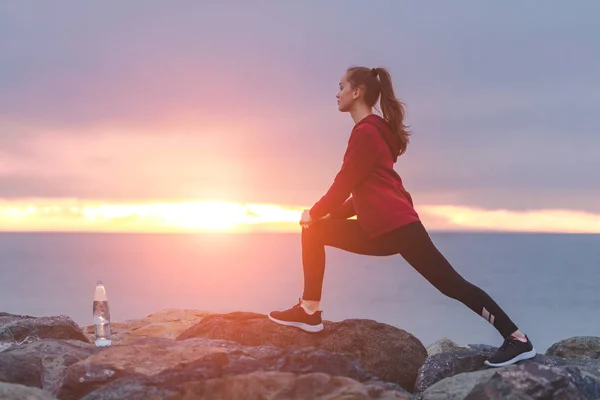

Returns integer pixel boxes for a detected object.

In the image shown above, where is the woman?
[268,66,536,368]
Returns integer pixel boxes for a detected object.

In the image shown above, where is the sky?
[1,1,599,233]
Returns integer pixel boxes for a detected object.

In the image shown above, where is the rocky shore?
[1,310,600,399]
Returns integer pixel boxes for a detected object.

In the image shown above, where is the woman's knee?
[302,220,326,243]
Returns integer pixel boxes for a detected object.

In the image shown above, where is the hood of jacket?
[356,114,401,163]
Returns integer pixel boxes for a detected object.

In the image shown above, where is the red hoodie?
[309,114,420,238]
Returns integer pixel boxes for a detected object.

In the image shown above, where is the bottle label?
[93,300,111,340]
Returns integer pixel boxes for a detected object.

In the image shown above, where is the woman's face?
[336,73,358,112]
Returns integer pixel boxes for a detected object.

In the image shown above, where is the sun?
[156,202,248,230]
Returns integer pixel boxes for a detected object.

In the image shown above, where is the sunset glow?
[420,205,600,234]
[0,199,304,233]
[1,199,599,234]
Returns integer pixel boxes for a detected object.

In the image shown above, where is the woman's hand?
[300,210,313,229]
[300,210,330,229]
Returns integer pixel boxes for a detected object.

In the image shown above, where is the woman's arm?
[329,197,356,219]
[309,126,381,219]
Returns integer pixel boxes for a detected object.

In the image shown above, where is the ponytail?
[374,67,411,156]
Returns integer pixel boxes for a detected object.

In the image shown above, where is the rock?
[0,382,58,400]
[421,362,600,400]
[8,308,600,399]
[546,336,600,360]
[420,368,498,400]
[0,313,88,344]
[4,339,99,394]
[0,341,13,352]
[81,371,414,400]
[528,353,600,371]
[177,312,427,392]
[468,363,600,399]
[0,353,43,388]
[415,343,600,396]
[56,336,395,400]
[415,347,496,394]
[426,338,469,356]
[83,309,209,345]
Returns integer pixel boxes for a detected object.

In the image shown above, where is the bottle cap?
[94,281,108,301]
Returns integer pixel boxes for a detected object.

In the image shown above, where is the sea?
[1,231,599,353]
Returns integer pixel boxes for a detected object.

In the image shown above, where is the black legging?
[302,219,519,338]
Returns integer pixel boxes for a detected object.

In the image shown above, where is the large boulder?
[56,336,405,400]
[83,309,209,345]
[0,313,88,344]
[0,382,58,400]
[81,371,413,400]
[0,353,43,388]
[177,312,427,392]
[415,338,600,396]
[425,338,470,357]
[421,362,600,400]
[414,346,496,394]
[545,336,600,360]
[4,339,98,393]
[415,335,600,399]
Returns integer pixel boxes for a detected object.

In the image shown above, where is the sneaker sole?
[484,348,537,368]
[267,314,324,333]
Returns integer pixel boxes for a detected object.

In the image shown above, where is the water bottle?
[93,280,112,346]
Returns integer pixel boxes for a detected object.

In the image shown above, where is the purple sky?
[1,1,599,213]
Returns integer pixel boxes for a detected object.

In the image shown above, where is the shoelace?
[282,299,303,313]
[499,337,519,351]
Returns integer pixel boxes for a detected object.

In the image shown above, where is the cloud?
[1,2,599,215]
[1,113,599,214]
[1,2,598,129]
[420,205,600,234]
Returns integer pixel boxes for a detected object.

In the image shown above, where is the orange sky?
[2,3,599,235]
[4,121,598,234]
[2,198,600,234]
[2,109,599,235]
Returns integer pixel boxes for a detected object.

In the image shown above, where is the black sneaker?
[484,334,537,367]
[268,299,324,333]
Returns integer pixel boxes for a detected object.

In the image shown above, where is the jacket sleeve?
[329,196,356,219]
[309,127,382,219]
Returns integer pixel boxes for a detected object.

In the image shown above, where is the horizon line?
[0,229,597,235]
[2,198,600,234]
